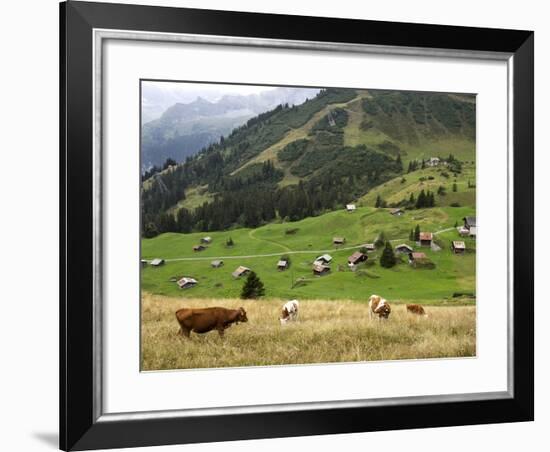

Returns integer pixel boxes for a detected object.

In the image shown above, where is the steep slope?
[141,87,475,236]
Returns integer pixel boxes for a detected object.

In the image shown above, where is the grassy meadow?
[359,163,476,208]
[141,205,476,301]
[141,293,476,370]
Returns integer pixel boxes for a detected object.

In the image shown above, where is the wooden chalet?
[427,157,441,167]
[232,266,251,278]
[457,226,470,237]
[390,208,404,216]
[315,254,333,264]
[333,237,346,245]
[313,263,331,276]
[177,277,198,289]
[193,245,206,252]
[346,204,356,212]
[452,241,466,254]
[463,216,476,230]
[419,232,433,247]
[394,244,413,254]
[211,260,224,268]
[150,258,165,267]
[468,227,477,238]
[277,260,289,271]
[348,251,367,266]
[363,243,376,252]
[201,236,212,244]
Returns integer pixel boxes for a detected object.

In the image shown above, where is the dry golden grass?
[141,293,476,371]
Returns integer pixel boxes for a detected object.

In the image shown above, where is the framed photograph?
[60,1,533,450]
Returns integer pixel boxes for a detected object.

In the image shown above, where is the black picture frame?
[60,1,534,450]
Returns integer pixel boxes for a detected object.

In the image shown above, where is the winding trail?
[161,226,456,263]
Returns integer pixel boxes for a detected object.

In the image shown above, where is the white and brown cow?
[368,294,391,320]
[280,300,299,325]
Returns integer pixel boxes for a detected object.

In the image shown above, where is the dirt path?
[161,226,455,262]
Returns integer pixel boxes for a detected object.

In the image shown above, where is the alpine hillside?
[141,87,476,237]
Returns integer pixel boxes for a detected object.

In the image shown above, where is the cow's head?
[237,307,248,323]
[378,304,391,319]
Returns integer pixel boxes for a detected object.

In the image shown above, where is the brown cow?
[175,307,248,338]
[368,294,391,320]
[406,304,427,316]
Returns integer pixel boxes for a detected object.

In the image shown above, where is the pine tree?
[409,193,416,205]
[431,192,436,206]
[396,154,403,171]
[143,222,159,239]
[409,229,414,241]
[414,224,421,242]
[226,237,234,247]
[416,190,426,209]
[176,207,193,233]
[453,182,458,192]
[380,241,397,268]
[375,194,382,208]
[240,271,265,299]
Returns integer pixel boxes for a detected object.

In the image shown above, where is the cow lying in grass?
[175,306,248,338]
[280,300,299,325]
[406,304,428,316]
[368,294,391,320]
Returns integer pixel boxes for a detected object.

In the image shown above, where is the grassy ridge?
[359,163,476,208]
[141,206,476,301]
[141,294,476,370]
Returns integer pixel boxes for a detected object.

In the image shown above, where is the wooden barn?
[363,243,376,252]
[346,204,356,212]
[463,216,476,230]
[315,254,333,264]
[141,259,148,268]
[457,226,470,236]
[468,227,477,238]
[394,244,413,254]
[150,258,165,267]
[177,277,198,289]
[390,208,404,216]
[277,260,289,271]
[201,236,212,244]
[211,260,224,268]
[333,237,346,245]
[348,251,367,267]
[452,241,466,254]
[193,245,206,252]
[419,232,433,247]
[232,266,251,278]
[313,263,331,276]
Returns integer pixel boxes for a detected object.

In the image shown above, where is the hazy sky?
[141,81,320,123]
[142,81,281,104]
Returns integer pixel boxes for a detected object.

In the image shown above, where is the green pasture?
[142,205,476,303]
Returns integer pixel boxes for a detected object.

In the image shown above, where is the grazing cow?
[406,304,427,316]
[368,294,391,320]
[175,307,248,338]
[280,300,299,325]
